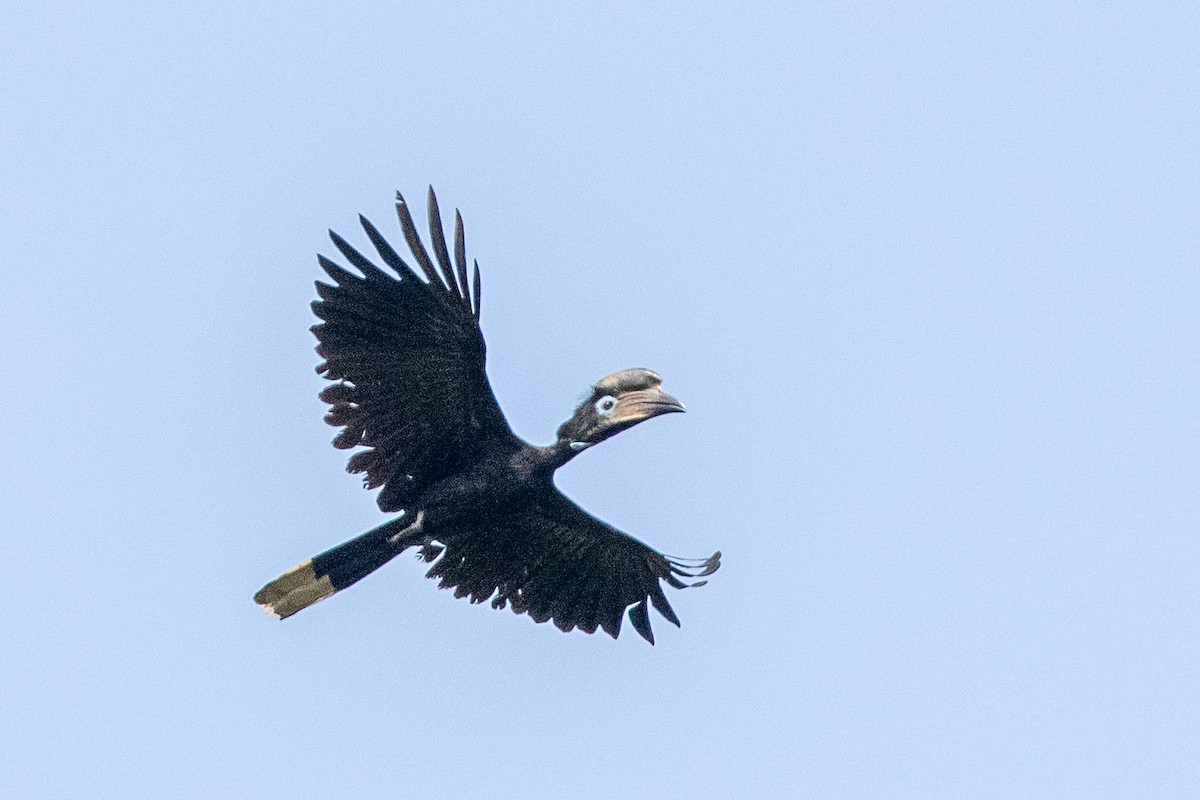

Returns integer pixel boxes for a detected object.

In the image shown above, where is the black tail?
[254,517,412,619]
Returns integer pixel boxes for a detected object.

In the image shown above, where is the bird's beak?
[610,387,686,426]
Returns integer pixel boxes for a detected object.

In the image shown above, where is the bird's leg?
[384,510,444,561]
[385,510,425,546]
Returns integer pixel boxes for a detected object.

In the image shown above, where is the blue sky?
[4,2,1198,797]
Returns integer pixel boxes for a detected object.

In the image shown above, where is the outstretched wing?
[424,487,721,644]
[312,188,516,511]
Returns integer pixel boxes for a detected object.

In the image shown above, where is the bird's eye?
[594,395,618,416]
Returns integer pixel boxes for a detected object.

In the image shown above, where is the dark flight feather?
[425,186,461,300]
[358,214,420,283]
[454,210,470,312]
[472,260,481,321]
[394,192,445,290]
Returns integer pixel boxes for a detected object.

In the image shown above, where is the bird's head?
[556,368,685,453]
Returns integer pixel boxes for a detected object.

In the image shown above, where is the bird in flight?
[254,188,720,644]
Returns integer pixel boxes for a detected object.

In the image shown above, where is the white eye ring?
[594,395,618,416]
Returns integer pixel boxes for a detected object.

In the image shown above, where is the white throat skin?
[569,441,593,452]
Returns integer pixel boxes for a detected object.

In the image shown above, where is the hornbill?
[254,188,720,644]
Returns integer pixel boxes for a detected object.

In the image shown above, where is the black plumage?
[254,188,720,644]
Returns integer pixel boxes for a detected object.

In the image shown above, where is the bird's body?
[255,189,719,644]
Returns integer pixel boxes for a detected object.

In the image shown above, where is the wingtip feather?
[628,600,655,645]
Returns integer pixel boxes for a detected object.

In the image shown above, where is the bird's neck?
[542,439,588,470]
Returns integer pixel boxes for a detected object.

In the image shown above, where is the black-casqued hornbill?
[253,188,721,644]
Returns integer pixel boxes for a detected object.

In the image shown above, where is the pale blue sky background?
[4,2,1198,797]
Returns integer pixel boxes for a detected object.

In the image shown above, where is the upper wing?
[424,487,721,644]
[312,188,516,511]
